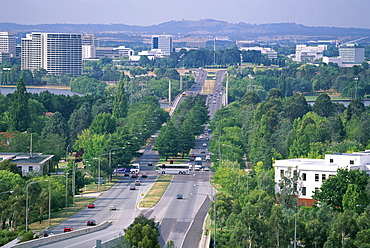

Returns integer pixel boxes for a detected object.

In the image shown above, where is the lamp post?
[109,147,125,182]
[26,180,48,232]
[66,144,70,162]
[65,173,69,214]
[354,77,359,100]
[98,153,110,191]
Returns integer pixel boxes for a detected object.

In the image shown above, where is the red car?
[87,203,95,209]
[141,173,148,178]
[131,173,137,178]
[63,226,73,232]
[87,220,96,226]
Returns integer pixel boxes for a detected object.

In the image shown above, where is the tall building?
[21,33,82,76]
[339,44,364,64]
[151,35,173,55]
[0,32,16,56]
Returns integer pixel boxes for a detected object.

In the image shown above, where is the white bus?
[157,164,190,174]
[129,163,140,174]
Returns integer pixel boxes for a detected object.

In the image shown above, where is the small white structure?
[0,153,54,176]
[273,151,370,207]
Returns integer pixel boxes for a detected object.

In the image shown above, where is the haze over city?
[1,0,369,29]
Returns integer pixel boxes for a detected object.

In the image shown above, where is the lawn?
[139,175,172,208]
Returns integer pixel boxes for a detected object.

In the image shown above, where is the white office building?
[339,44,364,64]
[273,151,370,207]
[21,33,82,76]
[295,44,327,62]
[240,46,278,59]
[0,32,16,56]
[151,35,173,55]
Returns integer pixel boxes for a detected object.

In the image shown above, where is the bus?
[157,164,190,174]
[195,157,202,166]
[129,163,140,174]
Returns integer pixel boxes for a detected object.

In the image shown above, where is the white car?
[109,205,117,210]
[204,167,210,171]
[203,143,207,147]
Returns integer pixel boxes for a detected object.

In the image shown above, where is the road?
[36,70,225,248]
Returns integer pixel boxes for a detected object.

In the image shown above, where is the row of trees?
[227,61,370,102]
[154,95,209,160]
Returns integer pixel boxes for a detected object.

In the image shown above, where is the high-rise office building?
[339,44,364,64]
[151,35,173,55]
[0,32,16,56]
[21,33,82,76]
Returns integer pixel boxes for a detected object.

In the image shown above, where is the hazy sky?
[1,0,369,29]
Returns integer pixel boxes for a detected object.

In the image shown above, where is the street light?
[98,153,110,191]
[26,180,49,232]
[109,147,125,182]
[65,173,69,214]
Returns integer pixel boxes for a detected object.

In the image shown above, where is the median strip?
[139,175,172,208]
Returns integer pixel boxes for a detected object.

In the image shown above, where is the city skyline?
[1,0,370,29]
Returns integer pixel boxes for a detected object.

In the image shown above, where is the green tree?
[154,122,179,160]
[312,93,334,117]
[89,113,116,135]
[112,80,128,119]
[9,78,30,132]
[0,160,21,176]
[313,168,369,211]
[41,111,70,145]
[68,102,92,144]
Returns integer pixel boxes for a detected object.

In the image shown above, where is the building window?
[315,187,319,191]
[350,160,354,165]
[302,173,306,181]
[322,174,326,181]
[302,187,307,196]
[330,158,334,163]
[29,166,33,171]
[301,202,306,207]
[280,169,284,177]
[17,166,22,171]
[315,174,319,182]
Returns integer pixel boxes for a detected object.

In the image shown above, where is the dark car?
[87,220,96,226]
[131,173,138,178]
[190,155,196,161]
[87,203,95,208]
[176,194,183,199]
[200,150,206,154]
[148,162,153,166]
[130,185,136,190]
[63,226,73,232]
[43,231,54,237]
[141,173,148,178]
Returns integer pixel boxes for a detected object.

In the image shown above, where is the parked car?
[176,194,183,199]
[63,226,73,232]
[87,203,95,209]
[130,185,136,190]
[87,220,96,226]
[109,205,117,210]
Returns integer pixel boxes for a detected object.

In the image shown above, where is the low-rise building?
[273,151,370,207]
[295,44,327,62]
[0,153,54,176]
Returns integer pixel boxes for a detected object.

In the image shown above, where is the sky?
[1,0,370,29]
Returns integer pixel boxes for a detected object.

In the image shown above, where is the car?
[130,185,136,190]
[204,167,210,171]
[87,203,95,209]
[176,194,183,199]
[190,154,196,161]
[206,137,209,140]
[63,226,73,232]
[141,173,148,178]
[148,162,153,166]
[201,150,206,154]
[109,205,117,210]
[203,143,207,147]
[43,231,54,237]
[131,173,137,178]
[213,100,216,104]
[206,155,211,161]
[87,220,96,226]
[135,180,141,186]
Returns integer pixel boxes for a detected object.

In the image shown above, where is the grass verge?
[28,197,95,233]
[139,174,172,208]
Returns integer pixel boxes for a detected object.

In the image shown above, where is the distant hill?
[1,19,370,43]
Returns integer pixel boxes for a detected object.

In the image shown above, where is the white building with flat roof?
[273,151,370,207]
[239,46,278,59]
[151,35,173,55]
[21,33,82,76]
[339,44,364,64]
[0,32,16,56]
[295,44,327,62]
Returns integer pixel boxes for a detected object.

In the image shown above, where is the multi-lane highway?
[36,69,224,248]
